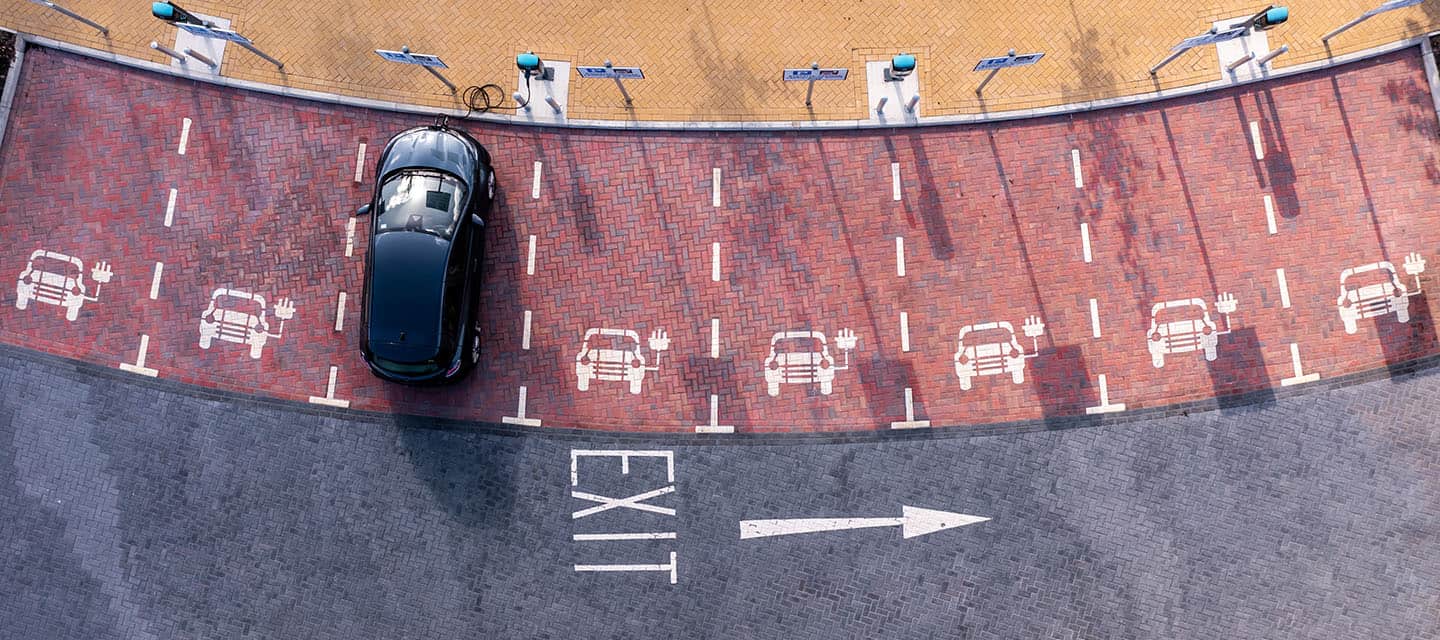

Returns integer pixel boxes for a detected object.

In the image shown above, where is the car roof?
[1152,298,1208,314]
[771,331,826,343]
[379,126,481,187]
[367,230,453,361]
[1340,261,1396,281]
[584,328,640,341]
[958,320,1015,336]
[31,249,81,266]
[210,288,264,304]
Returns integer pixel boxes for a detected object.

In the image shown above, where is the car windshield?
[1156,304,1204,322]
[1344,269,1395,289]
[33,256,77,272]
[585,334,635,352]
[965,328,1014,345]
[775,337,823,353]
[376,170,466,239]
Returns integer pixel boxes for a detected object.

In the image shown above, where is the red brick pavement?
[3,46,1440,433]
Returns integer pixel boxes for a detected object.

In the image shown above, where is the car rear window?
[775,337,823,352]
[373,356,439,375]
[585,334,635,351]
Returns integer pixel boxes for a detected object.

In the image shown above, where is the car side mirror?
[355,204,371,216]
[471,214,484,227]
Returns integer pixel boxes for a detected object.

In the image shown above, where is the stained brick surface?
[3,46,1440,433]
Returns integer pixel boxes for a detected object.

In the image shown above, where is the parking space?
[4,46,1440,432]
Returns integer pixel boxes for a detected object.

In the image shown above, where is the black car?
[356,124,495,384]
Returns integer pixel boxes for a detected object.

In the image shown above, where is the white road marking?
[695,393,735,433]
[345,218,356,257]
[900,312,911,352]
[1250,121,1265,160]
[572,486,677,518]
[118,334,159,377]
[307,366,351,408]
[891,162,902,201]
[164,188,177,227]
[1085,373,1127,414]
[149,262,164,300]
[1071,149,1083,188]
[1080,222,1092,263]
[1264,194,1277,235]
[712,167,721,207]
[1281,343,1321,386]
[711,242,721,282]
[740,505,989,540]
[334,292,347,331]
[573,532,677,541]
[1276,268,1291,309]
[526,235,537,275]
[522,310,532,350]
[502,386,542,426]
[895,237,906,276]
[574,551,677,585]
[532,161,543,199]
[353,142,367,183]
[177,117,191,155]
[1089,298,1101,338]
[570,450,675,485]
[710,318,720,358]
[889,387,931,429]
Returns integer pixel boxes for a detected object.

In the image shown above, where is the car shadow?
[1250,90,1301,221]
[1029,344,1099,430]
[1205,326,1275,411]
[393,413,522,529]
[1377,291,1438,379]
[679,352,749,431]
[857,355,919,427]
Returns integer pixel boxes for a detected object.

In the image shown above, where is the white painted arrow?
[740,505,990,540]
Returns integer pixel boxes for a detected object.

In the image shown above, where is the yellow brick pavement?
[3,0,1439,122]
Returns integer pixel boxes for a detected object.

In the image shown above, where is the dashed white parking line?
[345,218,356,257]
[334,292,347,331]
[1071,149,1083,188]
[1280,343,1321,386]
[522,310,533,350]
[1089,298,1101,338]
[695,394,735,433]
[118,334,158,377]
[1276,268,1291,309]
[899,312,911,352]
[353,142,367,183]
[164,188,177,227]
[889,387,931,429]
[532,161,543,199]
[1263,194,1277,235]
[712,167,721,208]
[502,386,542,426]
[711,242,721,282]
[149,262,164,300]
[710,318,720,358]
[527,234,537,275]
[1080,222,1092,263]
[1249,121,1265,160]
[1084,374,1127,414]
[307,366,351,408]
[895,237,906,276]
[891,162,901,201]
[177,117,191,155]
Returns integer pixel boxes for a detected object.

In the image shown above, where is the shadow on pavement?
[394,413,522,529]
[1030,343,1099,430]
[1378,291,1439,379]
[1207,326,1275,411]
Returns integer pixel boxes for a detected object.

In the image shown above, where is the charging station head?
[891,53,917,74]
[516,52,542,74]
[1254,6,1288,30]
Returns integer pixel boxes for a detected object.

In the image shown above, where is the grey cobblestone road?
[2,344,1437,639]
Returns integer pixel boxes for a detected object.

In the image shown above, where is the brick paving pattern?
[3,46,1440,432]
[2,1,1440,121]
[0,344,1437,638]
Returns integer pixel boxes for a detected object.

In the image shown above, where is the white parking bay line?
[1276,268,1291,309]
[1281,343,1320,386]
[532,161,543,199]
[695,394,735,433]
[710,318,720,358]
[712,167,721,208]
[149,262,164,300]
[711,242,721,282]
[889,387,931,429]
[1264,194,1277,235]
[522,310,532,350]
[345,218,356,257]
[573,532,678,541]
[1084,374,1127,414]
[353,142,367,183]
[1080,222,1092,263]
[502,386,542,426]
[900,312,911,352]
[334,292,347,331]
[1089,298,1101,338]
[527,235,537,275]
[307,365,351,408]
[178,117,191,155]
[895,237,906,276]
[118,334,159,377]
[1250,121,1265,160]
[164,188,177,227]
[1071,149,1083,188]
[891,162,901,201]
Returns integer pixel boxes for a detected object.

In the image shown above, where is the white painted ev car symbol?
[953,316,1045,391]
[574,328,670,394]
[198,288,296,359]
[14,249,113,321]
[1146,293,1237,368]
[763,329,857,397]
[1337,253,1425,335]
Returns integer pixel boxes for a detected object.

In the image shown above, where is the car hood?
[379,127,478,186]
[367,231,451,362]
